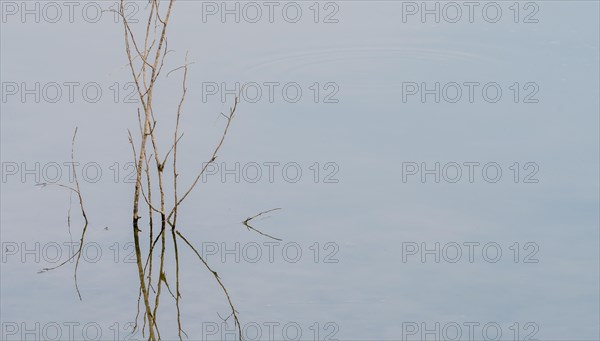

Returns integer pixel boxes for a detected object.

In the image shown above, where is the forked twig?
[168,96,240,221]
[175,230,243,340]
[242,208,283,241]
[39,128,89,301]
[117,1,262,340]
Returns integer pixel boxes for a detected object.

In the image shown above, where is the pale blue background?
[1,1,599,340]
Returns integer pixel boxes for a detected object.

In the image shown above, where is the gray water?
[1,1,599,340]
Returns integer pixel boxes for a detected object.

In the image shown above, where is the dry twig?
[242,208,283,241]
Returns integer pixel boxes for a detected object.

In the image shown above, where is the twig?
[168,96,240,221]
[176,230,243,341]
[39,128,89,301]
[242,208,283,241]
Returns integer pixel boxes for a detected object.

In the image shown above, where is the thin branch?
[242,208,283,241]
[169,51,189,341]
[176,230,243,341]
[39,128,89,301]
[168,96,240,221]
[166,62,195,78]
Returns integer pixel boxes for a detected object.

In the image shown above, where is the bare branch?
[176,230,243,341]
[39,128,89,301]
[168,96,240,221]
[242,208,283,241]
